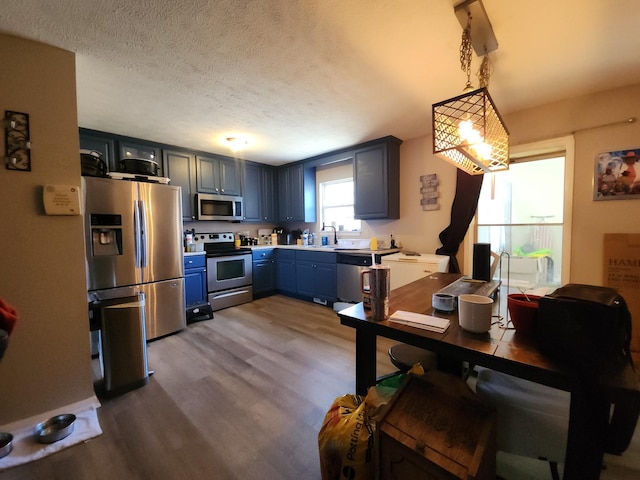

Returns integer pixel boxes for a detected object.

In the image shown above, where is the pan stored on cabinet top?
[119,158,159,176]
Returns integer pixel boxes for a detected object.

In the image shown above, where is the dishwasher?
[336,253,374,303]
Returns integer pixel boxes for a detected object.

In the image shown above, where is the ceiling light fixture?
[224,136,250,152]
[432,0,509,175]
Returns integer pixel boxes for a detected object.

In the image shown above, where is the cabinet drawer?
[252,248,276,261]
[277,249,296,261]
[184,254,206,269]
[295,250,337,264]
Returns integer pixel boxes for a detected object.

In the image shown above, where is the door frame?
[464,135,575,285]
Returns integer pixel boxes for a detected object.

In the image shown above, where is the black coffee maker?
[273,227,288,245]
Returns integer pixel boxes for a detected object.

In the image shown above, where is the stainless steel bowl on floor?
[0,432,12,459]
[34,414,76,444]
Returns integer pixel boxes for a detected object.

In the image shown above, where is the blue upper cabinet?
[354,136,401,219]
[119,140,163,176]
[196,154,242,196]
[79,129,117,173]
[243,163,277,222]
[163,149,197,221]
[278,163,316,222]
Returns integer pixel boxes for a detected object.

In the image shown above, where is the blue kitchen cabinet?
[243,163,277,222]
[277,163,316,223]
[295,251,337,305]
[353,137,401,219]
[79,129,117,173]
[184,254,207,307]
[119,140,163,176]
[196,153,242,196]
[295,260,316,297]
[276,249,297,294]
[163,149,197,221]
[252,249,277,296]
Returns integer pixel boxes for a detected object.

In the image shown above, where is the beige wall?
[0,33,94,424]
[504,84,640,284]
[378,84,640,282]
[361,137,458,254]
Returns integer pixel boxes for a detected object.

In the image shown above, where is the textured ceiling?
[1,0,640,164]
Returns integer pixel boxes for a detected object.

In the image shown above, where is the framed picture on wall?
[594,148,640,200]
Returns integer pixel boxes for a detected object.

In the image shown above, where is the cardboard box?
[603,233,640,352]
[377,372,496,480]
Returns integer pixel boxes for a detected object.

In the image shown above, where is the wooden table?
[338,273,640,480]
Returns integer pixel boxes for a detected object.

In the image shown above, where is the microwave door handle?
[138,200,148,268]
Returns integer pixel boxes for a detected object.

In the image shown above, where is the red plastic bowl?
[507,294,541,335]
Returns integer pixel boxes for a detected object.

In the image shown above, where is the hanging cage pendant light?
[432,0,509,175]
[433,86,509,175]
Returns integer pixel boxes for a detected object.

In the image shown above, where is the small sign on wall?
[603,233,640,352]
[420,173,440,211]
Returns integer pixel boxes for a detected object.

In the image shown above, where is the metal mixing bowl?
[0,432,12,459]
[34,414,76,444]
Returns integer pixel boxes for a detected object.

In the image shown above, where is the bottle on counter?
[184,231,195,252]
[370,237,378,251]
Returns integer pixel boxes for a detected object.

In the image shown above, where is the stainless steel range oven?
[195,232,253,311]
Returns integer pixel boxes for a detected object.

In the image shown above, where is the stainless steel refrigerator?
[84,176,185,341]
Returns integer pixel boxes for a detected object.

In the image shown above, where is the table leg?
[355,329,376,396]
[562,388,609,480]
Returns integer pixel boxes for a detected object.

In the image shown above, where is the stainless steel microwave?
[196,193,243,221]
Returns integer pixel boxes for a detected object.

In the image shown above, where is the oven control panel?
[193,232,235,245]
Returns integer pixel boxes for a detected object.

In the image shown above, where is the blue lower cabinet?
[183,254,212,322]
[295,261,316,297]
[184,254,207,306]
[253,249,277,296]
[295,251,337,305]
[276,249,297,294]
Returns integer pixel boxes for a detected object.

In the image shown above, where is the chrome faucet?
[321,222,338,245]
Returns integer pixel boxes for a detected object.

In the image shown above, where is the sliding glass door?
[473,136,574,290]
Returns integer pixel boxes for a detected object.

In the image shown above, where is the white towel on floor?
[0,397,102,471]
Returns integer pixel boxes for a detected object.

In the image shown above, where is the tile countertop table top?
[249,245,401,255]
[183,251,206,256]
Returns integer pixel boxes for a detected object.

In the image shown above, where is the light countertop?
[249,244,401,255]
[184,251,206,256]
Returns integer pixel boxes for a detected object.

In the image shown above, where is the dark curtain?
[435,169,484,273]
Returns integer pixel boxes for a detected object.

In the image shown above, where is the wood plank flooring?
[0,295,397,480]
[4,294,638,480]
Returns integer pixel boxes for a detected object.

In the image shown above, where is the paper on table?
[389,310,450,333]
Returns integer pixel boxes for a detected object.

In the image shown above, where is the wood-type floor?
[0,295,397,480]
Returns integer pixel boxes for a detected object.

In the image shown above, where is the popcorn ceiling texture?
[1,1,639,163]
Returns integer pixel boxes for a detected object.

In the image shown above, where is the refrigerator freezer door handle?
[139,200,148,268]
[134,200,142,269]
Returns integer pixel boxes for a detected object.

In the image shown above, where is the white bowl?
[458,294,493,333]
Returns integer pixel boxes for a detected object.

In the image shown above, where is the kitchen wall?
[0,34,94,424]
[502,83,640,284]
[185,80,640,284]
[368,84,640,282]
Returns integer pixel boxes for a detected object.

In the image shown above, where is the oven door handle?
[211,288,251,299]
